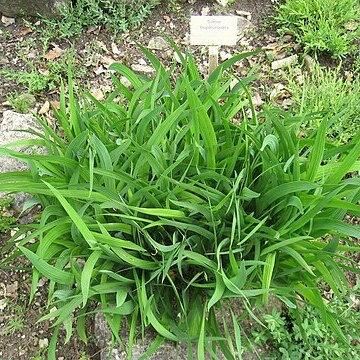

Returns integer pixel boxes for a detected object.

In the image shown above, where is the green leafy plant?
[40,0,160,39]
[0,41,359,358]
[285,63,360,144]
[274,0,360,57]
[0,51,86,94]
[0,197,16,233]
[1,303,26,335]
[250,280,360,359]
[6,92,36,114]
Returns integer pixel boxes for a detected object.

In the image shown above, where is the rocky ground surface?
[0,0,358,359]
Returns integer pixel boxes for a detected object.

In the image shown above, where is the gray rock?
[237,17,253,37]
[0,110,43,173]
[147,36,169,51]
[0,0,70,18]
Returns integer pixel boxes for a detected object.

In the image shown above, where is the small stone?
[252,92,263,107]
[282,35,293,43]
[147,36,169,50]
[271,55,298,70]
[1,15,15,27]
[219,51,232,61]
[39,338,49,349]
[174,51,186,64]
[304,54,315,72]
[0,299,7,311]
[236,10,251,20]
[131,64,154,74]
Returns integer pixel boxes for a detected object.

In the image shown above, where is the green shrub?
[6,92,36,114]
[286,63,360,144]
[0,42,359,358]
[274,0,360,57]
[42,0,160,39]
[250,281,360,359]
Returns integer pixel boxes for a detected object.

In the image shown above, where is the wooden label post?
[190,16,238,75]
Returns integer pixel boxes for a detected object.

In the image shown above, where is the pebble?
[282,35,293,43]
[131,64,154,74]
[1,15,15,27]
[39,338,49,349]
[147,36,169,50]
[304,54,315,72]
[271,55,298,70]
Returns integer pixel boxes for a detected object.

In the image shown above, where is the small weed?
[0,29,11,41]
[0,50,86,94]
[275,0,360,57]
[38,0,160,41]
[285,63,360,144]
[1,303,26,336]
[0,197,16,233]
[6,92,36,113]
[78,353,90,360]
[249,281,360,359]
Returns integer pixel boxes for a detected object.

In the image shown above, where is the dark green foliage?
[0,42,359,358]
[43,0,160,38]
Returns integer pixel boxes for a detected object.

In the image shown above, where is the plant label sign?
[190,16,238,46]
[190,16,238,74]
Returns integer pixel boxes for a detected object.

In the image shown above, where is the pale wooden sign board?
[190,16,238,74]
[190,16,238,46]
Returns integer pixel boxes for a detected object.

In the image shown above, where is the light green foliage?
[251,281,360,359]
[0,41,359,357]
[0,197,16,233]
[286,63,360,144]
[0,29,11,41]
[42,0,160,39]
[6,92,36,113]
[275,0,360,57]
[0,51,86,94]
[1,303,26,335]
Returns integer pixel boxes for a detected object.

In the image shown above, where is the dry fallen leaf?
[86,25,101,35]
[6,281,18,297]
[201,6,210,16]
[111,42,121,55]
[91,88,104,101]
[94,66,106,76]
[39,68,50,76]
[43,45,64,60]
[344,21,358,31]
[101,55,116,68]
[38,101,50,115]
[20,27,33,35]
[97,41,109,53]
[50,100,61,110]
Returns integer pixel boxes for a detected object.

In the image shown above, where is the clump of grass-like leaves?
[274,0,360,57]
[0,42,359,358]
